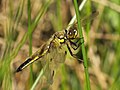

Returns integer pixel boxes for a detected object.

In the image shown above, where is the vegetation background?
[0,0,120,90]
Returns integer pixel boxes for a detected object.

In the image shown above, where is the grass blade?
[28,0,34,87]
[73,0,91,90]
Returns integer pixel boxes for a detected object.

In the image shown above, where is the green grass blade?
[31,0,51,33]
[10,0,50,61]
[14,0,25,30]
[0,1,25,89]
[86,1,91,37]
[56,0,62,31]
[28,0,34,87]
[30,0,51,89]
[73,0,91,90]
[30,63,49,90]
[30,68,44,90]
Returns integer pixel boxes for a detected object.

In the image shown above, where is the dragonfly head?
[55,28,78,44]
[66,28,78,39]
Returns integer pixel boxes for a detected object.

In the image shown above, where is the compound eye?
[73,29,77,36]
[68,29,78,39]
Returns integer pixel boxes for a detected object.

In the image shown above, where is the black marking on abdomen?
[16,58,33,72]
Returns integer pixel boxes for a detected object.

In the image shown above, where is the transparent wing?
[67,11,99,29]
[81,11,99,26]
[41,45,67,84]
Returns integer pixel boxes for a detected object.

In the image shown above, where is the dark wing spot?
[65,51,67,55]
[52,70,54,77]
[50,58,53,62]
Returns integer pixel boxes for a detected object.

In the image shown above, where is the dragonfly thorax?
[54,31,66,44]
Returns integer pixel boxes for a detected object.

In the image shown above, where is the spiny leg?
[66,43,83,62]
[69,37,84,50]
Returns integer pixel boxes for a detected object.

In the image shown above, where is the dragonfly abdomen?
[16,56,40,72]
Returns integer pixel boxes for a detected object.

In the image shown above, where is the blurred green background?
[0,0,120,90]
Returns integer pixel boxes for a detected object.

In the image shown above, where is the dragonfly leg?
[75,37,84,43]
[66,43,83,62]
[70,37,84,50]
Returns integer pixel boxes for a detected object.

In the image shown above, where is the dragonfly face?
[16,11,99,84]
[54,28,78,45]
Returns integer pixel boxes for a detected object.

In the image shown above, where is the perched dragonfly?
[16,11,99,84]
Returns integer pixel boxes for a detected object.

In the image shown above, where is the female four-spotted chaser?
[16,11,99,84]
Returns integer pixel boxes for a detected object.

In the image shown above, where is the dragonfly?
[16,11,99,84]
